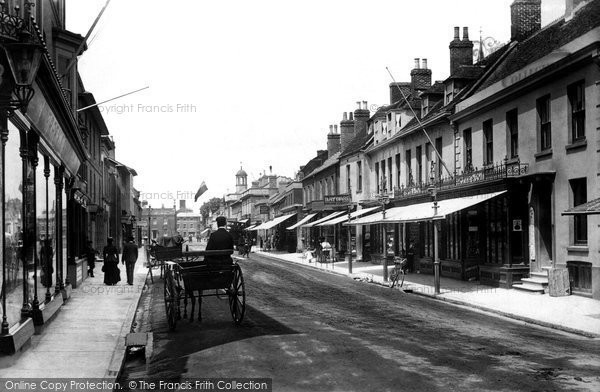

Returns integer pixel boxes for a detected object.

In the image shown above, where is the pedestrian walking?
[40,238,54,288]
[86,240,97,277]
[122,235,138,285]
[102,237,121,285]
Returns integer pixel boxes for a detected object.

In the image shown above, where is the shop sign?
[324,194,351,205]
[73,190,88,208]
[259,205,269,214]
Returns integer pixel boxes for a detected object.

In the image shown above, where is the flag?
[194,181,208,202]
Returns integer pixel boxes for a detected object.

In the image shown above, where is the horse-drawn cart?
[158,249,245,331]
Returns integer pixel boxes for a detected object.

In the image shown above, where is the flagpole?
[77,86,149,112]
[63,0,112,78]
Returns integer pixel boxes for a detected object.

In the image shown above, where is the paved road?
[121,253,600,391]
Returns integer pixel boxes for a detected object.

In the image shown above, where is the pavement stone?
[0,248,148,381]
[255,250,600,338]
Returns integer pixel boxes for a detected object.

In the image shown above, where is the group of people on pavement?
[85,236,139,286]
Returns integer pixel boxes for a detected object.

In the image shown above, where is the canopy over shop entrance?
[345,191,507,225]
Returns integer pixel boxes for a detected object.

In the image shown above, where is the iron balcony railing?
[392,160,529,199]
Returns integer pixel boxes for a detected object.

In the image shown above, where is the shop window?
[567,80,585,143]
[536,95,551,151]
[483,119,493,165]
[3,125,23,329]
[569,178,587,245]
[506,109,518,159]
[567,261,592,293]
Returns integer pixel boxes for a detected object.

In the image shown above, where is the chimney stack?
[340,111,356,153]
[354,102,370,136]
[510,0,541,41]
[327,123,341,156]
[411,58,432,93]
[449,26,474,75]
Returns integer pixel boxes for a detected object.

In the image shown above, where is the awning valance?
[562,197,600,215]
[287,213,317,230]
[302,211,346,228]
[317,206,380,226]
[345,191,506,225]
[261,213,296,229]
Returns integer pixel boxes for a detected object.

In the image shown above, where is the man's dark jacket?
[122,242,138,264]
[206,228,234,263]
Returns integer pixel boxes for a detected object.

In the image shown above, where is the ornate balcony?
[392,160,529,200]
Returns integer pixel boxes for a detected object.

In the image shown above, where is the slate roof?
[340,130,373,158]
[475,0,600,93]
[421,81,445,96]
[304,151,341,178]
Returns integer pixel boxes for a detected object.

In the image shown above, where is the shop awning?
[562,197,600,215]
[244,224,257,231]
[317,206,380,226]
[255,213,297,230]
[345,191,506,225]
[287,213,317,230]
[200,228,210,235]
[302,211,347,228]
[238,218,250,224]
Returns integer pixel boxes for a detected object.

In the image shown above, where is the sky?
[67,0,565,211]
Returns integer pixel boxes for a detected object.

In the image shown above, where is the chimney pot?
[454,26,460,40]
[422,58,428,69]
[414,58,420,69]
[356,101,361,110]
[343,112,347,121]
[334,124,338,133]
[463,27,469,40]
[349,112,354,120]
[362,100,368,110]
[329,125,334,134]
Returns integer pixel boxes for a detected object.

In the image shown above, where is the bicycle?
[389,257,407,288]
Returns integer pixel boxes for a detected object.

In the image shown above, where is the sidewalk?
[255,250,600,338]
[0,249,147,379]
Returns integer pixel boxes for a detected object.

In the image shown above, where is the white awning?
[302,211,347,228]
[200,228,210,235]
[244,224,257,231]
[259,213,297,230]
[287,213,317,230]
[239,218,249,224]
[317,206,380,226]
[345,191,506,225]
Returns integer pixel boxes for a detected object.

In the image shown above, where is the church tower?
[236,166,248,193]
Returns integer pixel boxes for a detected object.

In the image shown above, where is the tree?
[200,197,222,224]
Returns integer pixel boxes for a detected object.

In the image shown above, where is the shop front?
[348,185,530,288]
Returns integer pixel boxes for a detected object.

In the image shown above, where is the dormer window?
[422,97,430,117]
[445,81,454,104]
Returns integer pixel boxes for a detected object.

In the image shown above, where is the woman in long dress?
[102,237,121,285]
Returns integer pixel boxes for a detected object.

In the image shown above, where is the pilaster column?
[54,166,64,292]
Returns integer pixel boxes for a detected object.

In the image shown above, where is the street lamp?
[427,167,441,295]
[376,176,390,282]
[0,1,44,335]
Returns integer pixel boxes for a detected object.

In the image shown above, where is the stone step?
[531,271,549,278]
[512,282,546,294]
[522,277,549,285]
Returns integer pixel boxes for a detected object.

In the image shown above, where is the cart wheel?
[228,265,246,325]
[163,269,178,331]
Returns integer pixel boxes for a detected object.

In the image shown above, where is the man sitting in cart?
[205,216,234,264]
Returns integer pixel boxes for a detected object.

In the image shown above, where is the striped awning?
[287,213,317,230]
